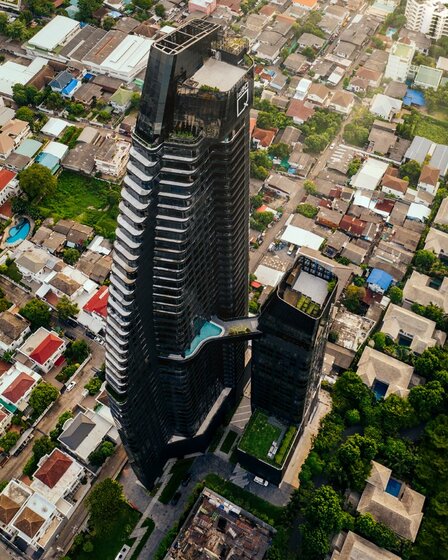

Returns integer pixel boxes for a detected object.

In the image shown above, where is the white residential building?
[405,0,448,40]
[384,41,416,81]
[0,362,41,413]
[94,139,131,178]
[18,328,65,374]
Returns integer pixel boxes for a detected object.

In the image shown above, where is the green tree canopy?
[267,143,291,160]
[154,3,165,16]
[19,163,57,202]
[86,478,126,535]
[56,296,79,322]
[19,298,51,330]
[388,286,403,304]
[29,383,59,416]
[64,339,90,364]
[62,248,80,265]
[77,0,102,20]
[409,381,445,421]
[0,431,20,452]
[305,485,345,534]
[343,285,366,314]
[15,106,35,124]
[399,159,421,187]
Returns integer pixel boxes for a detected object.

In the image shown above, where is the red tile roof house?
[78,286,109,335]
[339,215,367,237]
[18,328,65,374]
[286,99,315,125]
[417,165,440,196]
[31,448,86,515]
[0,169,19,206]
[0,362,40,413]
[381,174,409,199]
[252,127,278,148]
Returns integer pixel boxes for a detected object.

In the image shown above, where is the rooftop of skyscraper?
[188,58,247,92]
[280,255,337,318]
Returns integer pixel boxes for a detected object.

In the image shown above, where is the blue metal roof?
[61,79,79,96]
[367,268,393,291]
[36,152,60,174]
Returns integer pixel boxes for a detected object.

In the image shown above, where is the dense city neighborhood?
[0,0,446,559]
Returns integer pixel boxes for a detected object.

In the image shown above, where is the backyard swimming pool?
[6,217,31,245]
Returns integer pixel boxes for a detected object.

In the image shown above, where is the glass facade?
[251,256,337,427]
[106,20,253,487]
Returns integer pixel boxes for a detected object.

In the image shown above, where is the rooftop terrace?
[281,255,336,318]
[238,409,296,467]
[189,58,247,92]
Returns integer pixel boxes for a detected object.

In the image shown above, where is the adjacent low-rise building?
[357,346,414,399]
[381,303,446,354]
[94,138,130,178]
[403,270,448,313]
[58,407,119,465]
[331,531,402,560]
[18,328,65,374]
[424,227,448,260]
[0,362,41,413]
[357,461,425,542]
[0,311,30,354]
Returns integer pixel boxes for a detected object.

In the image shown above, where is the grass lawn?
[70,504,140,560]
[414,114,448,144]
[204,473,282,526]
[38,171,120,240]
[238,410,282,463]
[220,430,238,454]
[158,458,195,505]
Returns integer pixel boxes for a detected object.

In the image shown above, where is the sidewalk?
[281,390,331,491]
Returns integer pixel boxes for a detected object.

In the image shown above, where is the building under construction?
[164,488,275,559]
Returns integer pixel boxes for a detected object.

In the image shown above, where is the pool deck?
[0,215,34,250]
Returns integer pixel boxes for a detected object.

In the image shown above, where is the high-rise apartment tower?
[105,20,254,487]
[251,254,337,429]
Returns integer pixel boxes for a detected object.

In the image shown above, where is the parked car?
[65,331,76,341]
[86,331,95,340]
[66,381,77,392]
[254,476,268,486]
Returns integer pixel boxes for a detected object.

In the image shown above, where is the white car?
[254,476,269,486]
[66,381,77,392]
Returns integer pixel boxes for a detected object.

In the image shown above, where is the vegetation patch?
[38,171,120,240]
[239,410,282,463]
[204,473,282,526]
[158,458,195,505]
[220,430,238,454]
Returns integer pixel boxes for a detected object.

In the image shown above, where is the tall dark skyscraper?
[105,20,254,487]
[251,254,337,429]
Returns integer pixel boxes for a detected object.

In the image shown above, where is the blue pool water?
[386,27,397,37]
[6,218,30,245]
[372,380,388,401]
[185,322,223,357]
[386,478,402,497]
